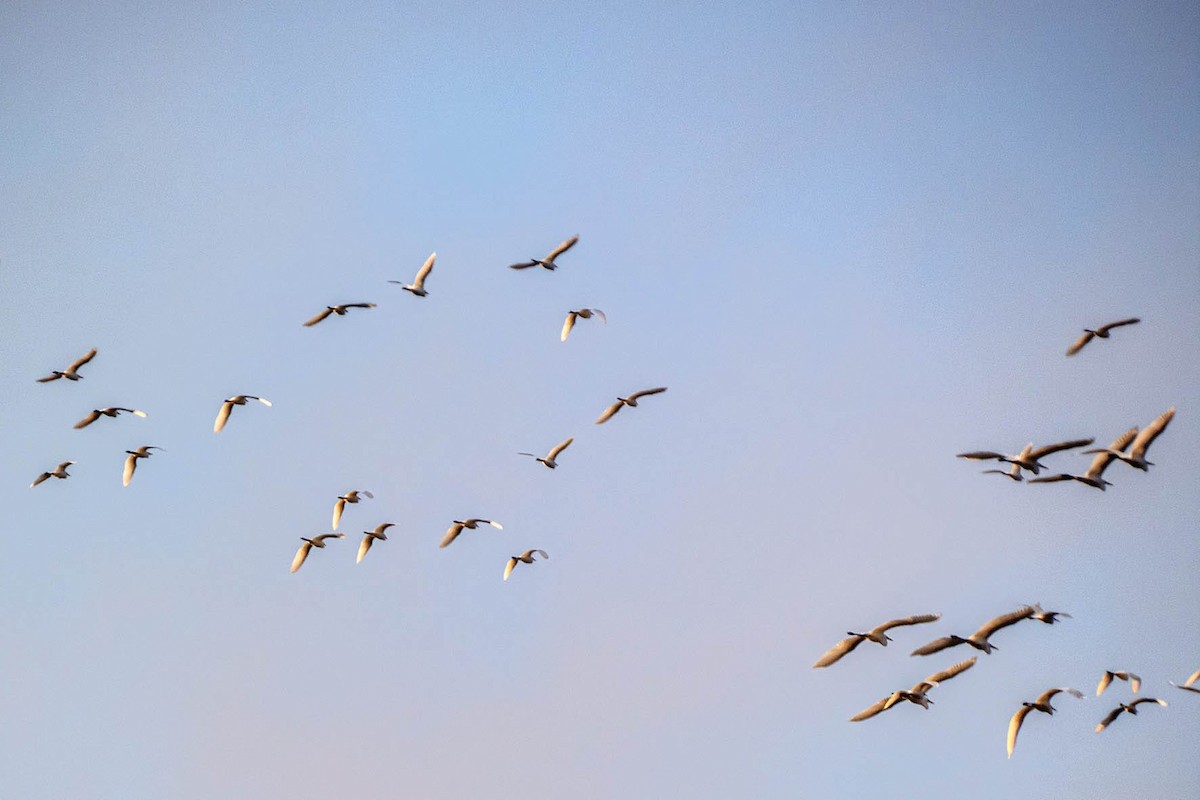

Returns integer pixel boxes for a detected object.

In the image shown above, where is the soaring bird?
[1007,688,1085,758]
[561,308,606,341]
[31,461,75,488]
[1028,428,1136,491]
[332,490,374,531]
[509,235,579,271]
[74,407,147,429]
[290,534,345,573]
[37,348,97,383]
[439,519,503,548]
[849,658,976,721]
[595,387,668,425]
[357,523,395,564]
[519,437,574,469]
[1095,698,1167,732]
[957,438,1095,476]
[1081,407,1175,471]
[910,606,1037,656]
[214,395,272,433]
[504,549,549,581]
[1066,318,1140,356]
[389,252,435,296]
[122,446,162,487]
[303,303,376,327]
[1170,668,1200,695]
[1096,670,1141,696]
[812,613,942,668]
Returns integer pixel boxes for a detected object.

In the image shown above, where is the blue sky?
[1,2,1198,798]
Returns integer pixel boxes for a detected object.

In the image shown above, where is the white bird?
[290,533,345,573]
[389,252,435,296]
[504,549,549,581]
[1028,428,1136,491]
[850,658,976,721]
[439,518,503,548]
[910,606,1036,656]
[37,348,97,383]
[812,613,941,668]
[214,395,272,433]
[519,437,574,469]
[332,490,374,531]
[1066,317,1140,356]
[31,461,75,488]
[1095,698,1167,732]
[1081,407,1175,471]
[357,523,395,564]
[595,387,668,425]
[1007,687,1085,758]
[122,446,162,487]
[561,308,606,341]
[74,407,147,429]
[1170,668,1200,694]
[1096,670,1141,696]
[509,235,579,271]
[303,303,376,327]
[957,438,1095,476]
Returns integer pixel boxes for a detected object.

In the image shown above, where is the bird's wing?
[509,260,538,270]
[1007,706,1033,759]
[345,303,376,310]
[974,606,1035,639]
[1029,438,1096,459]
[361,490,374,499]
[925,657,977,686]
[213,401,234,433]
[812,635,866,668]
[374,523,395,536]
[1129,407,1174,460]
[303,308,334,326]
[956,451,1007,461]
[1027,473,1078,484]
[357,536,373,564]
[132,409,147,417]
[532,549,548,559]
[849,697,893,722]
[548,437,574,460]
[1094,707,1123,732]
[1130,697,1166,709]
[439,523,464,548]
[73,410,101,429]
[1171,683,1200,694]
[595,401,623,424]
[290,542,313,573]
[69,348,98,372]
[332,499,345,531]
[1086,427,1138,475]
[30,472,51,487]
[413,252,435,288]
[1066,330,1095,356]
[591,308,607,323]
[1126,673,1142,694]
[486,520,503,529]
[314,533,345,544]
[628,386,668,402]
[561,312,577,342]
[503,557,518,581]
[546,235,579,261]
[255,397,272,406]
[1096,317,1140,334]
[873,613,942,634]
[1097,672,1114,696]
[1185,668,1200,688]
[36,373,62,383]
[910,636,959,657]
[122,454,137,487]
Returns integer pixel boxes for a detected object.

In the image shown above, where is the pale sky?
[1,2,1198,798]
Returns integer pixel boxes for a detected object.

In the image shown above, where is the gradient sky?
[2,2,1198,798]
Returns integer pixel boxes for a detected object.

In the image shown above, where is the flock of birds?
[29,235,667,583]
[813,317,1193,758]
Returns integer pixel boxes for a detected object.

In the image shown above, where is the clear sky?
[1,2,1198,798]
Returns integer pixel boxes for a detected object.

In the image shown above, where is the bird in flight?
[504,549,549,581]
[561,308,606,341]
[1094,698,1167,732]
[1066,318,1140,356]
[37,348,97,383]
[957,438,1094,476]
[31,461,75,488]
[910,606,1037,656]
[213,395,272,433]
[389,252,435,296]
[439,519,503,548]
[1028,428,1135,491]
[1081,407,1175,472]
[332,490,374,531]
[303,303,376,327]
[1096,670,1141,696]
[812,613,941,668]
[74,407,147,429]
[849,658,976,721]
[122,446,162,487]
[1170,668,1200,695]
[519,437,574,469]
[509,235,579,271]
[595,387,668,425]
[1007,687,1085,758]
[357,523,395,564]
[290,534,345,573]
